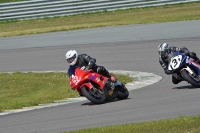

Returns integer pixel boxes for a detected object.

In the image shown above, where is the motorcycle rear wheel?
[181,69,200,88]
[81,86,107,104]
[116,84,129,100]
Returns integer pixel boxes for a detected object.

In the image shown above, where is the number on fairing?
[71,75,80,85]
[168,55,182,70]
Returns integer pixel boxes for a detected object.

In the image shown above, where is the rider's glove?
[171,69,176,73]
[80,66,89,71]
[84,66,90,71]
[161,63,167,69]
[165,69,175,74]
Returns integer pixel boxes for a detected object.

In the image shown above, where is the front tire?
[81,86,107,104]
[181,69,200,88]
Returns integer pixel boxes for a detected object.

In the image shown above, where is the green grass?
[0,0,161,4]
[1,2,200,37]
[0,72,132,112]
[0,0,25,3]
[63,116,200,133]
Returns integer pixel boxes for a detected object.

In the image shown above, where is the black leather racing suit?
[68,54,110,78]
[159,46,199,84]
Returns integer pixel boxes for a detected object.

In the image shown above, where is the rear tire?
[181,69,200,88]
[116,84,129,100]
[81,86,107,104]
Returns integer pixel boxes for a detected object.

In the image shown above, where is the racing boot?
[109,74,117,83]
[104,72,116,82]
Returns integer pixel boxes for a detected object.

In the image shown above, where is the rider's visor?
[159,49,168,57]
[66,54,76,63]
[160,51,165,57]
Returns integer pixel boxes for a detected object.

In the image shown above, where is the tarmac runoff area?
[0,70,162,116]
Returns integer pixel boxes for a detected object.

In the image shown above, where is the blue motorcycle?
[167,51,200,87]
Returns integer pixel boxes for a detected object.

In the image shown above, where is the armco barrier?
[0,0,199,21]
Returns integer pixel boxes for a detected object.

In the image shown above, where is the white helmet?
[65,50,78,66]
[158,43,169,57]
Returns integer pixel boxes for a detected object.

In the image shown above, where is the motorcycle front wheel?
[81,86,107,104]
[181,69,200,88]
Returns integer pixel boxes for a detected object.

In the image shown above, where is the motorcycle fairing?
[80,82,93,90]
[168,52,186,71]
[168,52,200,81]
[84,73,107,90]
[187,58,200,75]
[70,67,107,91]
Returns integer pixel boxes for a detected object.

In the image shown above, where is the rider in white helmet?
[158,43,200,84]
[65,50,116,86]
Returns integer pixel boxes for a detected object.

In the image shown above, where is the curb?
[0,70,162,116]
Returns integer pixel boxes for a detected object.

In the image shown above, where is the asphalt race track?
[0,20,200,133]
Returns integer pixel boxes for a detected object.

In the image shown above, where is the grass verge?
[0,72,132,112]
[63,116,200,133]
[0,2,200,37]
[0,0,24,4]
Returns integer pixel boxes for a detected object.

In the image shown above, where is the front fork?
[181,66,200,80]
[181,66,193,75]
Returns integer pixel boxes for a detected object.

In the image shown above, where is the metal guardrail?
[0,0,199,21]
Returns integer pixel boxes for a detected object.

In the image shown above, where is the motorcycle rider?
[65,50,116,88]
[158,43,200,84]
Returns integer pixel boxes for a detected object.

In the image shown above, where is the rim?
[89,88,104,99]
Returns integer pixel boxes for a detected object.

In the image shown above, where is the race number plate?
[168,55,182,70]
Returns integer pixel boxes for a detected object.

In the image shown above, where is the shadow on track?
[172,85,199,89]
[81,98,131,106]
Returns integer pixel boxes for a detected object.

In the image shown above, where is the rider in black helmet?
[158,43,200,84]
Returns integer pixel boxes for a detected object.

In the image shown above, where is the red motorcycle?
[69,66,129,104]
